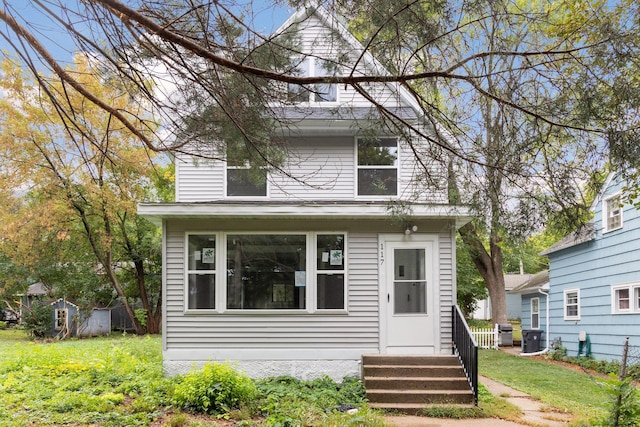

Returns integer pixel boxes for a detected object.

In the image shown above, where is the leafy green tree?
[0,56,169,334]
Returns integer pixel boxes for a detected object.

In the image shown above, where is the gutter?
[519,287,550,357]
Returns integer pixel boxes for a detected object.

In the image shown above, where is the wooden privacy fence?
[471,324,499,350]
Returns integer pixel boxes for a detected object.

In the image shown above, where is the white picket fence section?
[471,324,499,350]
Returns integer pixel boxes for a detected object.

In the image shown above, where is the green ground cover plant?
[480,349,609,424]
[0,329,628,426]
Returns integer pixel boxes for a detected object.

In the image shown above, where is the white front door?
[380,234,438,354]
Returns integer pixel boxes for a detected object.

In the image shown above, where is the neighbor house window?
[564,289,580,320]
[55,308,68,331]
[531,297,540,329]
[226,162,267,197]
[186,234,216,310]
[603,194,623,232]
[227,234,307,310]
[316,234,346,310]
[357,137,398,196]
[612,283,640,314]
[288,57,337,103]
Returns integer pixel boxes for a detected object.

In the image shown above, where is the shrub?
[22,300,53,338]
[172,362,257,415]
[0,321,6,330]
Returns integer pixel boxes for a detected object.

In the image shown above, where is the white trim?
[602,192,623,233]
[611,282,640,314]
[139,202,472,226]
[355,136,400,198]
[224,163,269,199]
[530,297,540,330]
[563,289,580,320]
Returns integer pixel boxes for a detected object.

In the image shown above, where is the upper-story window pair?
[225,137,399,197]
[287,57,337,103]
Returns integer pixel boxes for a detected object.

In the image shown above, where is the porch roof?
[138,201,472,228]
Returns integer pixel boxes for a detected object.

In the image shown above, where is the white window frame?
[185,233,219,312]
[355,136,399,198]
[611,283,640,314]
[287,57,339,104]
[603,193,623,233]
[563,289,580,320]
[530,297,540,330]
[225,163,268,198]
[184,231,348,314]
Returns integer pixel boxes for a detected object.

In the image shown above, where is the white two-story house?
[139,4,471,381]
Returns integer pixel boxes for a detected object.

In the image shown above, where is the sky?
[0,1,292,69]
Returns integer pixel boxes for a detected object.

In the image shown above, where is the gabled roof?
[540,222,595,256]
[503,274,532,291]
[273,3,425,121]
[509,270,549,294]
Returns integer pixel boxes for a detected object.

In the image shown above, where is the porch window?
[55,308,68,331]
[227,234,307,310]
[357,137,398,196]
[287,57,337,103]
[611,283,640,314]
[226,163,267,197]
[531,297,540,329]
[187,234,216,310]
[603,194,623,232]
[564,289,580,320]
[316,234,345,310]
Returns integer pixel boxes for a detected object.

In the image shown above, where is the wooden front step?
[362,355,474,414]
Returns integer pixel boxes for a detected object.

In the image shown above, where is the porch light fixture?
[404,225,418,235]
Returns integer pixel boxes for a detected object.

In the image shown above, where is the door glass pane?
[394,282,426,314]
[393,249,426,314]
[394,249,425,280]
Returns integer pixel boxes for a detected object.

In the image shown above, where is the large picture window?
[316,234,345,310]
[357,137,398,196]
[227,234,307,310]
[187,234,216,310]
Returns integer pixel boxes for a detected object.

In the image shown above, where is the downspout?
[519,288,550,357]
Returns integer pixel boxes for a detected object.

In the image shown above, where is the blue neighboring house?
[541,173,640,360]
[509,270,549,351]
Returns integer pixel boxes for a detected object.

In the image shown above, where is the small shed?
[50,299,111,338]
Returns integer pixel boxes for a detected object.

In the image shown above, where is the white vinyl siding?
[175,154,224,202]
[163,219,455,355]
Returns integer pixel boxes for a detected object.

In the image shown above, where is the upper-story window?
[357,137,398,196]
[288,57,337,103]
[226,161,267,197]
[603,194,623,232]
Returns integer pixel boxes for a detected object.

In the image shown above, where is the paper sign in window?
[330,250,343,266]
[202,248,215,264]
[295,271,306,287]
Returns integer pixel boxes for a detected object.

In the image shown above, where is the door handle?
[387,293,390,302]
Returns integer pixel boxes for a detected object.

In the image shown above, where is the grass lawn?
[0,328,621,426]
[480,349,610,424]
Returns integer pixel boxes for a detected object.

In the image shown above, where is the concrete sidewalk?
[385,375,572,427]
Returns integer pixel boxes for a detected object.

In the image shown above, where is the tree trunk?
[459,223,508,325]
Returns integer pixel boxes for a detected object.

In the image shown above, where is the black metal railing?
[452,304,478,405]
